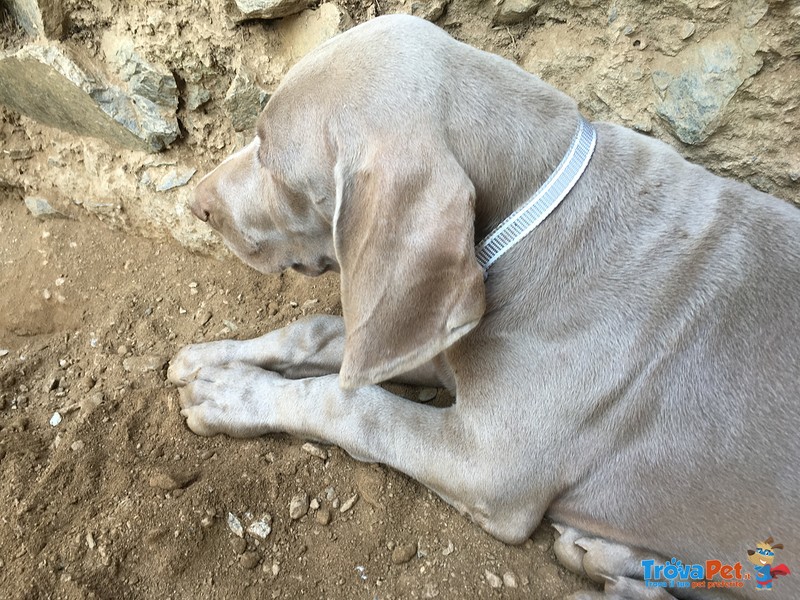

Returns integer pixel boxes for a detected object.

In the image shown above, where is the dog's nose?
[190,190,211,222]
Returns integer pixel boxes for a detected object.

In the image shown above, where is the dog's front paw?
[168,340,240,386]
[178,362,283,438]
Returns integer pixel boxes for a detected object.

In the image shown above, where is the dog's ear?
[333,135,485,389]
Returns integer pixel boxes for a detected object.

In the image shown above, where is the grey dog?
[168,15,800,599]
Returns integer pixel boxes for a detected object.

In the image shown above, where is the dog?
[168,15,800,599]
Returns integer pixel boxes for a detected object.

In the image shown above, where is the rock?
[147,469,197,491]
[339,493,358,513]
[0,44,178,152]
[314,507,331,525]
[232,0,312,21]
[4,0,65,38]
[680,22,696,40]
[301,442,328,460]
[485,570,503,588]
[654,32,762,144]
[240,551,260,569]
[24,196,67,219]
[70,440,85,452]
[502,571,518,588]
[227,512,244,537]
[494,0,539,25]
[223,67,269,132]
[122,355,168,374]
[185,84,211,111]
[49,411,62,427]
[309,498,320,510]
[276,4,353,61]
[231,537,247,555]
[0,349,9,357]
[105,38,178,110]
[409,0,449,21]
[289,493,309,520]
[246,517,272,539]
[391,541,417,564]
[156,167,197,192]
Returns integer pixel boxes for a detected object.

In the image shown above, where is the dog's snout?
[190,191,211,222]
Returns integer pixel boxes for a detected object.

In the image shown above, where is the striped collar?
[475,116,597,273]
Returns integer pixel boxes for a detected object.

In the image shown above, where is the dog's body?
[169,15,800,599]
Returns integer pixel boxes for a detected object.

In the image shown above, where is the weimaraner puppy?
[168,14,800,599]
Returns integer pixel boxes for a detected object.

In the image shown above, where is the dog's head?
[191,15,486,389]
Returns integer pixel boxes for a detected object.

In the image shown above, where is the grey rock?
[410,0,449,22]
[4,0,64,38]
[289,493,309,520]
[186,83,211,111]
[655,34,762,145]
[494,0,539,25]
[156,167,197,192]
[232,0,312,21]
[107,40,178,110]
[24,196,67,219]
[224,67,269,132]
[485,570,503,588]
[0,44,178,152]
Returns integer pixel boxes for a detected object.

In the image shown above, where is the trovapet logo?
[642,558,749,591]
[642,537,792,592]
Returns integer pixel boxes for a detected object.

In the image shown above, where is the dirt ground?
[0,187,595,599]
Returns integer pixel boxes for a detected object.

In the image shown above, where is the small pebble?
[272,563,280,576]
[49,412,63,427]
[391,541,417,565]
[231,537,247,555]
[503,571,518,588]
[301,442,328,460]
[71,440,85,452]
[339,494,358,513]
[227,512,244,537]
[314,507,331,526]
[485,570,503,588]
[309,498,320,510]
[246,518,272,539]
[240,551,260,570]
[0,349,9,357]
[289,493,309,520]
[117,345,129,356]
[442,541,454,556]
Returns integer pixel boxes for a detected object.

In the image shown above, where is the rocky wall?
[0,0,798,254]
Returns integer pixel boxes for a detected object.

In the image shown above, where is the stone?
[484,570,503,588]
[227,512,244,537]
[277,4,353,61]
[339,493,358,513]
[24,196,67,219]
[314,507,331,525]
[0,44,178,152]
[654,32,762,145]
[147,469,197,491]
[494,0,539,25]
[156,167,197,192]
[240,551,260,569]
[4,0,65,39]
[223,67,269,132]
[289,493,309,520]
[502,571,518,588]
[301,442,328,460]
[409,0,449,22]
[232,0,312,21]
[186,84,211,111]
[391,541,417,564]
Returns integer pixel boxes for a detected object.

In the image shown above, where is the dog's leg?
[176,361,528,541]
[169,315,448,388]
[555,525,679,600]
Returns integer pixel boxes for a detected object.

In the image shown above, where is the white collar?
[475,117,597,273]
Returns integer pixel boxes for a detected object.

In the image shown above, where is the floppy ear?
[333,136,485,389]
